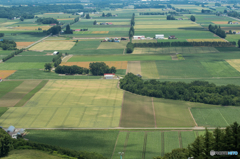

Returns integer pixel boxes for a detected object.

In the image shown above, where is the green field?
[68,55,172,62]
[164,131,179,154]
[5,56,53,62]
[0,62,45,70]
[0,81,23,98]
[181,131,196,148]
[191,107,240,127]
[141,61,159,79]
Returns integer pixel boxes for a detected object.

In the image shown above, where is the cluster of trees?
[155,122,240,159]
[89,62,116,75]
[190,15,195,22]
[175,8,190,13]
[93,20,97,25]
[133,41,235,47]
[0,128,106,159]
[102,13,112,17]
[129,13,135,41]
[55,65,89,75]
[215,2,221,6]
[0,39,17,50]
[86,14,90,19]
[201,9,211,13]
[227,11,240,19]
[134,4,166,9]
[120,73,240,106]
[65,24,73,34]
[52,53,62,67]
[126,42,134,53]
[166,15,175,20]
[139,12,165,15]
[36,18,59,24]
[2,49,24,62]
[46,25,61,35]
[0,33,4,37]
[208,24,226,38]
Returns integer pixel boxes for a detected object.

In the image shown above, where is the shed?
[133,35,145,40]
[53,51,59,55]
[0,78,2,82]
[7,126,15,133]
[155,34,164,39]
[168,35,176,39]
[104,73,115,79]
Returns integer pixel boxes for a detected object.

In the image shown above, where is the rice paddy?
[29,41,75,50]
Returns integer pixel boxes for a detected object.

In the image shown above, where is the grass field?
[97,41,128,49]
[68,55,172,62]
[141,61,160,79]
[191,107,240,127]
[226,59,240,72]
[120,92,155,127]
[26,130,118,158]
[29,41,75,50]
[132,47,219,54]
[61,61,128,69]
[5,56,53,62]
[187,39,226,42]
[201,61,240,77]
[145,132,161,159]
[0,81,22,99]
[0,62,45,70]
[0,80,41,107]
[0,70,16,79]
[181,131,196,148]
[127,61,141,75]
[3,150,62,159]
[164,131,179,153]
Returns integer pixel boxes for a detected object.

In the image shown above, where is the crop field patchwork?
[141,61,159,79]
[226,59,240,72]
[132,47,219,54]
[97,41,128,49]
[91,31,109,34]
[0,80,41,107]
[5,56,53,62]
[201,61,240,77]
[16,42,35,49]
[127,61,141,75]
[0,62,45,70]
[29,41,75,50]
[0,70,16,79]
[15,26,51,30]
[191,107,240,127]
[61,61,128,69]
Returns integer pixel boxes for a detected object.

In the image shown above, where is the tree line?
[166,15,175,20]
[227,11,240,19]
[46,25,61,35]
[129,13,135,41]
[0,128,106,159]
[0,39,17,50]
[155,122,240,159]
[126,42,134,53]
[133,41,236,47]
[36,18,59,24]
[139,12,165,15]
[208,24,226,38]
[2,49,24,62]
[120,73,240,106]
[55,65,89,75]
[52,53,62,67]
[134,4,166,9]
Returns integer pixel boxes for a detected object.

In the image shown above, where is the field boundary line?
[0,107,17,124]
[178,131,183,149]
[119,91,125,127]
[142,132,147,159]
[29,108,44,128]
[61,108,71,127]
[122,131,130,159]
[62,55,73,62]
[45,81,66,106]
[25,33,52,49]
[161,132,164,157]
[218,109,230,126]
[93,107,101,127]
[14,108,31,126]
[188,107,198,126]
[45,108,59,127]
[77,107,87,127]
[111,131,120,159]
[152,98,157,128]
[110,107,115,127]
[196,131,199,137]
[60,81,78,106]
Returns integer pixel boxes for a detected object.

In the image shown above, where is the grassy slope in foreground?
[67,54,172,62]
[2,150,62,159]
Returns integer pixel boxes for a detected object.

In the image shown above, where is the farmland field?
[226,59,240,72]
[97,41,128,49]
[0,81,23,99]
[141,61,159,79]
[0,62,45,70]
[29,41,75,50]
[16,42,34,49]
[187,39,226,42]
[5,56,53,62]
[181,131,196,148]
[127,61,141,75]
[0,70,16,79]
[164,131,179,154]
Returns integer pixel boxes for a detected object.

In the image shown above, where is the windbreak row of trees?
[134,4,166,9]
[36,18,59,24]
[0,128,106,159]
[166,15,175,20]
[52,53,62,67]
[129,13,135,41]
[156,122,240,159]
[2,49,24,62]
[227,11,240,19]
[126,42,134,53]
[139,12,165,15]
[133,41,236,47]
[208,24,226,38]
[120,73,240,106]
[55,65,89,75]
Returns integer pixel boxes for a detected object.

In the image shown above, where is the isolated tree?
[0,128,13,157]
[20,17,24,21]
[102,13,105,17]
[190,15,196,22]
[86,14,90,19]
[93,20,97,25]
[44,63,52,71]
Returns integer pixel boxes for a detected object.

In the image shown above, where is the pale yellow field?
[127,61,141,75]
[15,26,51,30]
[212,21,239,24]
[187,39,226,42]
[16,42,35,49]
[135,24,199,29]
[92,31,109,34]
[29,41,75,50]
[61,61,128,69]
[0,22,17,26]
[97,41,128,49]
[226,59,240,72]
[0,70,16,79]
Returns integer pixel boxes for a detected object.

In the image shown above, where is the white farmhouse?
[133,35,145,40]
[155,34,164,39]
[104,73,115,79]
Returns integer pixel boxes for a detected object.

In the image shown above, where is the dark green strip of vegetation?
[0,107,8,117]
[14,80,48,107]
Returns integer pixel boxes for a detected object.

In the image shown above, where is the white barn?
[53,51,59,55]
[133,35,145,40]
[104,73,115,79]
[155,34,164,39]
